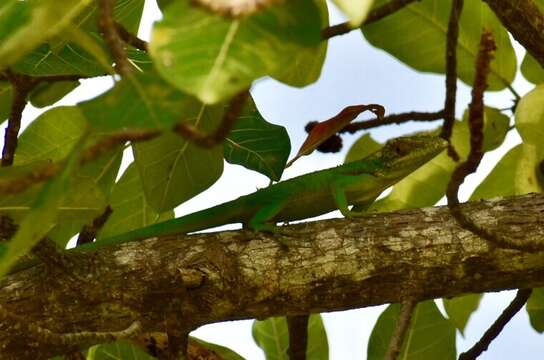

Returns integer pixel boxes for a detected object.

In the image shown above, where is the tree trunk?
[1,193,544,359]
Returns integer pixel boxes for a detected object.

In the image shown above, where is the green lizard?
[81,135,446,250]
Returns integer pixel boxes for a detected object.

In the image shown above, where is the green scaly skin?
[80,135,447,251]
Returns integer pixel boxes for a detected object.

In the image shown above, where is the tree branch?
[483,0,544,68]
[1,193,544,358]
[321,0,419,40]
[458,289,532,360]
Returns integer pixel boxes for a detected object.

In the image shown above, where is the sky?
[1,0,542,358]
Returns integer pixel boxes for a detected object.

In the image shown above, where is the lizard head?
[379,135,448,180]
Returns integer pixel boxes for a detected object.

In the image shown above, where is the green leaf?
[253,317,289,360]
[29,81,80,108]
[252,314,328,360]
[515,84,544,145]
[362,0,516,90]
[0,0,93,68]
[470,143,543,200]
[133,131,224,212]
[345,133,382,163]
[0,81,13,125]
[367,301,456,360]
[272,0,328,87]
[77,0,145,34]
[306,314,329,360]
[443,294,482,335]
[462,106,509,152]
[149,0,322,103]
[0,138,86,278]
[191,337,246,360]
[224,97,290,181]
[521,53,544,85]
[13,40,107,77]
[79,72,206,132]
[332,0,373,26]
[15,106,88,165]
[77,144,124,196]
[86,340,156,360]
[47,177,107,247]
[98,163,173,239]
[527,288,544,333]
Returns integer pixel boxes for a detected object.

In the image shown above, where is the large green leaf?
[0,139,86,277]
[86,340,156,360]
[0,0,92,68]
[224,97,290,181]
[527,288,544,333]
[29,80,80,108]
[521,53,544,85]
[98,163,173,239]
[252,314,328,360]
[333,0,373,26]
[149,0,322,103]
[515,84,544,146]
[14,106,88,165]
[470,143,543,200]
[443,294,482,335]
[77,0,145,34]
[272,0,328,87]
[367,301,456,360]
[362,0,516,90]
[133,125,224,211]
[472,87,544,199]
[344,133,382,163]
[79,72,206,132]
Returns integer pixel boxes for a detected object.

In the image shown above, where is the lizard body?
[84,135,447,250]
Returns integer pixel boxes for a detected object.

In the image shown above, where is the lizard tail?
[84,199,249,250]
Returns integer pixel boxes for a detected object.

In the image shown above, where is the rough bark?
[1,193,544,359]
[484,0,544,68]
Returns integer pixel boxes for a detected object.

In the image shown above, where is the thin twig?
[446,30,544,252]
[384,298,417,360]
[173,89,249,147]
[80,129,160,163]
[288,315,309,360]
[114,22,148,51]
[1,73,37,166]
[97,0,132,76]
[0,303,141,346]
[340,110,444,133]
[321,0,419,40]
[76,206,113,245]
[458,289,532,360]
[440,0,463,161]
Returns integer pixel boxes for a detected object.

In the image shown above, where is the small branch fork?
[458,289,533,360]
[384,298,417,360]
[0,72,88,167]
[446,30,544,252]
[446,28,538,360]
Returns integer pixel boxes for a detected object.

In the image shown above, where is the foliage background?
[1,0,542,358]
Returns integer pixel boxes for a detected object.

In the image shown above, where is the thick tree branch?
[1,193,544,358]
[483,0,544,68]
